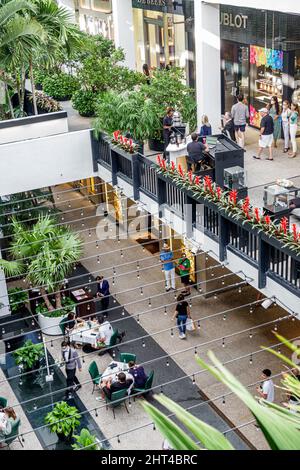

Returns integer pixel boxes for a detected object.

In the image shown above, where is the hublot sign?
[220,12,248,29]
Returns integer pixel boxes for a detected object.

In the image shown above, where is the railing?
[227,220,258,265]
[95,133,300,297]
[138,154,158,200]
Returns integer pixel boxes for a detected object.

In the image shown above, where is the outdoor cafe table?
[101,361,134,393]
[69,321,100,347]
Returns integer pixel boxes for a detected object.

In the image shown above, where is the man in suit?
[96,275,110,317]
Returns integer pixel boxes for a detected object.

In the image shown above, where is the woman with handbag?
[172,294,191,339]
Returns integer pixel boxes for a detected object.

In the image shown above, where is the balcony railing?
[96,133,300,297]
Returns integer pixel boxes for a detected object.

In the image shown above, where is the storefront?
[132,0,195,87]
[220,6,300,128]
[77,0,113,37]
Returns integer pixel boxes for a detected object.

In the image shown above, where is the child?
[199,115,212,137]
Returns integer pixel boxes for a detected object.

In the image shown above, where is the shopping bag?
[186,318,196,332]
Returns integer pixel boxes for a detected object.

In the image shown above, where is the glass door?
[221,41,249,113]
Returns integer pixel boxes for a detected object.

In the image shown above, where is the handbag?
[186,318,196,332]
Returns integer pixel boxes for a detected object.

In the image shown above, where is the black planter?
[56,432,73,443]
[148,137,164,152]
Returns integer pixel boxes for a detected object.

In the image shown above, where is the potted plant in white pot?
[0,216,82,336]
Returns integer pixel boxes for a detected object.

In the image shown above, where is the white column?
[194,2,221,134]
[0,247,10,318]
[112,0,136,70]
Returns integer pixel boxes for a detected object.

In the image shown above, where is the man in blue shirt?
[160,242,175,291]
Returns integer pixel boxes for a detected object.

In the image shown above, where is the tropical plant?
[45,401,81,438]
[36,295,76,318]
[0,215,82,316]
[156,160,300,256]
[42,72,79,101]
[72,89,98,117]
[8,287,28,313]
[13,339,44,370]
[29,90,62,113]
[72,428,101,451]
[143,335,300,450]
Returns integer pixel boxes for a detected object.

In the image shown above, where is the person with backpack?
[177,251,191,296]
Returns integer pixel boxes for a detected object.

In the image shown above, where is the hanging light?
[223,314,226,321]
[192,375,196,384]
[166,358,169,367]
[238,286,242,293]
[137,271,140,279]
[95,408,98,417]
[171,329,174,338]
[137,315,140,323]
[222,396,226,405]
[140,287,143,296]
[197,320,201,330]
[164,306,167,315]
[249,354,253,365]
[148,298,151,307]
[249,330,253,339]
[194,347,197,356]
[142,340,145,348]
[96,240,99,249]
[222,338,225,348]
[88,229,91,237]
[97,256,100,264]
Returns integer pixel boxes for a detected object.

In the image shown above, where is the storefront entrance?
[221,41,249,114]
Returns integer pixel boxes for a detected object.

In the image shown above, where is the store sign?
[220,12,248,29]
[132,0,179,13]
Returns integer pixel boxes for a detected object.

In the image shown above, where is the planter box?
[148,137,164,152]
[38,313,65,336]
[111,145,140,200]
[261,231,300,262]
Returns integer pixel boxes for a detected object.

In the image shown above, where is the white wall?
[195,2,221,133]
[0,115,68,145]
[112,0,136,69]
[207,0,300,15]
[0,130,96,197]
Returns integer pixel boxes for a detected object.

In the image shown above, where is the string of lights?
[0,306,292,386]
[0,336,296,447]
[1,272,251,346]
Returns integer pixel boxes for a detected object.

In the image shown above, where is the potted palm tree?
[0,215,82,335]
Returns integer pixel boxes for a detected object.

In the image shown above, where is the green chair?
[119,353,136,364]
[59,316,68,335]
[98,329,119,357]
[0,396,7,408]
[105,388,129,419]
[88,361,102,394]
[133,370,154,396]
[3,418,23,449]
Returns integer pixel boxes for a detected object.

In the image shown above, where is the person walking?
[231,94,249,148]
[289,102,299,158]
[163,107,174,160]
[142,63,151,85]
[177,251,191,296]
[160,242,175,291]
[281,100,291,153]
[96,275,110,317]
[253,108,274,161]
[172,293,191,339]
[61,341,82,399]
[256,369,274,403]
[268,96,281,148]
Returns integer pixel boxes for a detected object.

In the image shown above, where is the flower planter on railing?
[110,144,140,200]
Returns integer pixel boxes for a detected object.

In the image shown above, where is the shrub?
[29,91,62,113]
[36,296,76,318]
[72,428,101,451]
[45,401,81,438]
[13,339,44,370]
[8,287,28,314]
[42,73,79,101]
[72,90,98,117]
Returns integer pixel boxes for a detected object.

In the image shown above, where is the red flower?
[204,175,213,193]
[161,159,166,170]
[119,135,124,144]
[178,164,184,177]
[254,207,260,223]
[229,190,238,205]
[171,161,175,172]
[113,130,120,141]
[129,139,133,147]
[157,155,162,166]
[264,215,271,226]
[194,176,200,186]
[280,217,288,235]
[292,223,298,241]
[188,170,193,183]
[216,187,222,199]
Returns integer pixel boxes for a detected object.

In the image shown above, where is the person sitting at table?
[289,197,300,219]
[93,315,113,349]
[186,133,209,172]
[65,312,78,335]
[221,112,236,141]
[0,407,18,447]
[128,361,148,389]
[100,372,133,400]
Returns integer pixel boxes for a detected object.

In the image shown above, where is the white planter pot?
[38,313,65,336]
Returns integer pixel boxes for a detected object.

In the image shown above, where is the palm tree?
[143,335,300,450]
[0,215,82,313]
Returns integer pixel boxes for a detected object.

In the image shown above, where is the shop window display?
[249,45,283,127]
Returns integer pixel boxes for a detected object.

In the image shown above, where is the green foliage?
[72,89,98,117]
[8,287,28,313]
[45,401,81,437]
[72,428,101,451]
[143,336,300,450]
[13,339,44,370]
[94,67,197,142]
[36,296,76,318]
[30,90,62,113]
[42,72,79,100]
